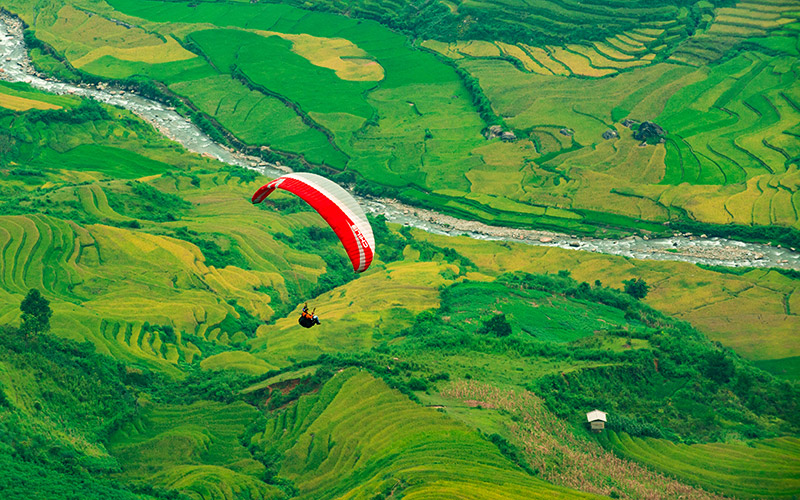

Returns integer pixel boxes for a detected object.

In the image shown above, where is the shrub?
[623,278,649,299]
[477,313,512,337]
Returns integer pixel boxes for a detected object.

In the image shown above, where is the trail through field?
[2,13,799,270]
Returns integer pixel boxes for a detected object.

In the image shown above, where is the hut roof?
[586,409,607,422]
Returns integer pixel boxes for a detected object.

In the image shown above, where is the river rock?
[539,237,553,243]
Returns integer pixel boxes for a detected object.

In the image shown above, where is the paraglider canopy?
[252,173,375,273]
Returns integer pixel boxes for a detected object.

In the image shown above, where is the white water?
[2,13,798,271]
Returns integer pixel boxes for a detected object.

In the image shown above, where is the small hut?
[586,409,607,432]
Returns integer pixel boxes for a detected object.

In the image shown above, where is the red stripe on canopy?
[252,176,374,272]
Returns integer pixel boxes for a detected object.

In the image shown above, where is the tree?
[20,289,52,338]
[622,278,649,299]
[478,313,512,337]
[702,351,735,384]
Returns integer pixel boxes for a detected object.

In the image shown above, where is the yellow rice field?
[0,92,61,111]
[254,30,385,81]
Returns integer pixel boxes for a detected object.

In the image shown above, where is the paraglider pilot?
[298,303,321,328]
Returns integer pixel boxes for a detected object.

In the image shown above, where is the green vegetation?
[108,400,285,500]
[250,368,599,499]
[599,431,800,498]
[19,288,52,338]
[0,454,150,500]
[376,273,800,442]
[0,3,799,499]
[0,323,167,500]
[623,278,649,299]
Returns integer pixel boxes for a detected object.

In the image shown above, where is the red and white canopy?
[252,173,375,273]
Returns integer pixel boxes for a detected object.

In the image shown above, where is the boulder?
[501,131,517,141]
[633,121,666,142]
[487,125,503,139]
[602,129,619,140]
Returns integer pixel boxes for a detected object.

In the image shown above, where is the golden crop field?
[254,30,385,81]
[71,36,196,68]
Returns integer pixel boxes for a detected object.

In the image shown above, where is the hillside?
[0,1,799,499]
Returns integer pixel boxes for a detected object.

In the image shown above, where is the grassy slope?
[108,400,284,500]
[430,380,730,500]
[251,368,602,499]
[0,81,78,111]
[598,431,800,499]
[0,332,164,500]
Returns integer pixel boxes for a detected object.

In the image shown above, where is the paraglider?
[251,172,375,273]
[298,303,321,328]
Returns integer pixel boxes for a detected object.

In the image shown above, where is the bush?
[622,278,649,300]
[477,313,512,337]
[701,351,735,384]
[407,377,428,391]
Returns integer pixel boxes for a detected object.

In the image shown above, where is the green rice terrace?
[0,0,799,499]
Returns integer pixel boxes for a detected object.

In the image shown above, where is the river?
[1,13,798,271]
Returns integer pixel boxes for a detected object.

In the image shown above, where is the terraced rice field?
[0,214,224,371]
[31,145,174,179]
[252,369,601,499]
[462,21,800,228]
[0,171,319,372]
[671,0,799,66]
[254,31,384,82]
[599,431,800,499]
[109,400,282,500]
[199,351,277,374]
[423,23,678,78]
[0,91,60,111]
[168,74,339,166]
